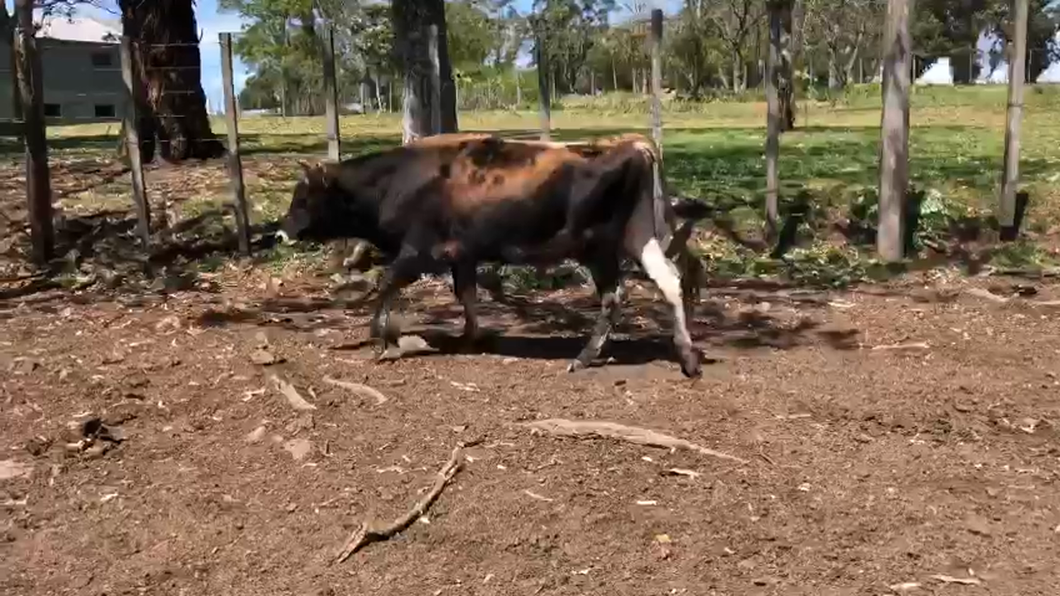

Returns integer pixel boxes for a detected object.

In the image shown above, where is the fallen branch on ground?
[334,444,464,564]
[521,419,748,465]
[270,374,317,411]
[322,376,388,405]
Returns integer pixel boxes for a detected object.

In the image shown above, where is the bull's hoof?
[376,346,402,362]
[566,358,588,373]
[679,348,703,378]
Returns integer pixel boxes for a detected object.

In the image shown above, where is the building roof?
[35,12,121,44]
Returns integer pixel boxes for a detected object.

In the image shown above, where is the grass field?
[2,84,1059,287]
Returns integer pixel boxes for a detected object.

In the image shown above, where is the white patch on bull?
[624,196,694,356]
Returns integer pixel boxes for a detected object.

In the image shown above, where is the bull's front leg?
[369,249,424,358]
[569,253,623,372]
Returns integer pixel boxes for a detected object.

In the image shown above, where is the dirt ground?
[3,261,1060,596]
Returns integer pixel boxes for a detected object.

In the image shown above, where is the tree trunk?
[119,0,224,163]
[731,49,745,92]
[828,47,841,90]
[878,0,912,263]
[424,0,457,132]
[392,0,431,142]
[776,0,795,131]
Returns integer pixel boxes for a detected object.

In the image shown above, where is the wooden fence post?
[220,33,251,256]
[322,26,341,161]
[999,0,1029,240]
[877,0,912,263]
[536,29,551,141]
[765,2,782,241]
[13,0,54,264]
[119,35,151,249]
[427,24,442,136]
[649,9,664,203]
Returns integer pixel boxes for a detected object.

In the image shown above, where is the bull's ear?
[297,160,313,181]
[318,162,339,188]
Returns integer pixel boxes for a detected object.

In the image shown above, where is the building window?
[94,104,116,118]
[91,52,113,68]
[44,103,61,117]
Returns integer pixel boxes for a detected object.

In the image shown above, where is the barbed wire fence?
[4,13,1058,279]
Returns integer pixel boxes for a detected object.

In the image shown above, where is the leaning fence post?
[764,3,782,240]
[219,33,251,256]
[999,0,1029,240]
[322,26,341,161]
[14,0,55,264]
[119,35,151,249]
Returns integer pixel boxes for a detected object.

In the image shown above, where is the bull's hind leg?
[451,261,481,349]
[569,255,623,372]
[624,203,702,378]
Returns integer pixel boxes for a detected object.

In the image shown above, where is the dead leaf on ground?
[0,459,33,481]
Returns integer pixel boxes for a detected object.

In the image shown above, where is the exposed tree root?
[333,445,463,564]
[522,419,748,465]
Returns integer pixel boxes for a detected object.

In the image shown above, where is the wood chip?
[662,468,701,479]
[871,341,930,351]
[523,490,554,502]
[929,574,982,586]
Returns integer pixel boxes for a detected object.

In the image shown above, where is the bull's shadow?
[374,289,847,368]
[415,329,684,370]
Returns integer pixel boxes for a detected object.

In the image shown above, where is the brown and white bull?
[277,133,708,377]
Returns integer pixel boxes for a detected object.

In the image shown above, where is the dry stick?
[522,419,748,465]
[334,445,463,564]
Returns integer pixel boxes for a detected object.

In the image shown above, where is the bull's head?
[277,161,345,245]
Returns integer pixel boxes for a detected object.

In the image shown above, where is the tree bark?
[878,0,912,263]
[119,0,224,163]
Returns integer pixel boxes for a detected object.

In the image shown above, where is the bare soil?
[4,262,1060,596]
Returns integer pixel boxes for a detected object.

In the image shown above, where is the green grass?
[20,84,1060,288]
